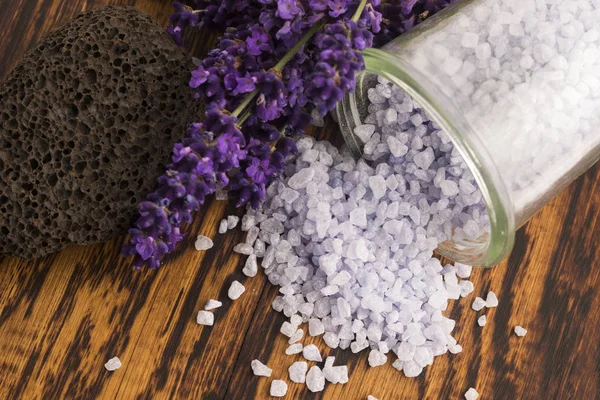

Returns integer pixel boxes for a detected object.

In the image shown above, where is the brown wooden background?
[0,1,599,399]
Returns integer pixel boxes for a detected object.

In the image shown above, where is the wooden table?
[1,1,599,399]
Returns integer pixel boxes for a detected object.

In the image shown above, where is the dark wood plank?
[0,1,599,399]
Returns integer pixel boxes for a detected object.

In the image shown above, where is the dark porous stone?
[0,6,198,259]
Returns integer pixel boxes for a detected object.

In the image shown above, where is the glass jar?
[336,0,600,267]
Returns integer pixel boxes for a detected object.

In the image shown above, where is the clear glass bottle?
[336,0,600,266]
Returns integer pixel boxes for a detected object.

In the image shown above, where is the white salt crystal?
[228,281,245,300]
[270,380,287,397]
[306,366,325,392]
[233,243,253,255]
[195,235,214,251]
[462,32,479,48]
[243,254,258,277]
[241,214,256,231]
[289,361,308,383]
[289,329,304,344]
[440,180,459,196]
[251,359,272,377]
[104,357,122,371]
[285,343,303,355]
[485,291,499,307]
[280,321,296,337]
[514,326,527,337]
[302,344,322,362]
[369,175,387,199]
[227,215,239,229]
[309,318,325,336]
[367,396,379,400]
[323,332,340,349]
[464,387,479,400]
[355,124,376,143]
[368,349,387,367]
[472,297,486,311]
[218,219,228,234]
[288,168,316,189]
[204,299,222,310]
[477,315,487,327]
[349,208,368,227]
[387,136,409,157]
[196,311,214,326]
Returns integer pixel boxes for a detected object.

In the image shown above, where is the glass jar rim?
[338,47,515,267]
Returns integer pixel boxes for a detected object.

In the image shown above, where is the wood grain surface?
[1,1,599,399]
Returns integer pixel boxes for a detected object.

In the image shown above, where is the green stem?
[232,20,324,120]
[231,88,259,118]
[351,0,369,22]
[273,21,324,71]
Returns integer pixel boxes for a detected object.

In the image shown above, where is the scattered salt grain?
[472,297,486,311]
[289,361,308,383]
[285,343,303,355]
[104,357,122,371]
[289,329,304,344]
[251,359,272,377]
[204,299,222,310]
[464,387,479,400]
[367,396,379,400]
[477,315,487,327]
[309,318,325,336]
[196,311,214,326]
[280,321,296,337]
[270,380,287,397]
[368,349,387,367]
[228,281,245,300]
[302,344,322,362]
[233,243,254,255]
[514,326,527,337]
[306,366,325,392]
[195,235,214,251]
[243,254,258,277]
[485,291,499,307]
[218,219,228,234]
[227,215,240,229]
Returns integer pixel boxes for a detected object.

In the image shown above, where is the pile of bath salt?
[238,103,485,377]
[355,76,489,243]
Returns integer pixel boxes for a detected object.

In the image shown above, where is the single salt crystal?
[455,263,473,278]
[196,310,214,326]
[227,215,239,229]
[368,349,387,367]
[428,291,447,310]
[461,32,479,48]
[306,366,325,392]
[413,147,435,170]
[472,297,486,311]
[270,380,288,397]
[241,214,256,231]
[369,175,387,199]
[289,329,304,344]
[309,318,325,336]
[349,208,367,228]
[302,344,322,362]
[286,343,303,355]
[104,357,122,371]
[204,299,222,310]
[228,281,245,300]
[464,387,479,400]
[367,396,379,400]
[290,314,302,327]
[195,235,214,251]
[323,332,340,349]
[485,291,499,307]
[477,315,487,327]
[288,361,309,384]
[449,343,463,354]
[288,167,316,189]
[243,254,258,277]
[440,180,459,196]
[387,136,409,157]
[233,243,254,255]
[354,124,376,143]
[280,321,296,337]
[251,359,272,377]
[514,326,527,337]
[218,219,228,234]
